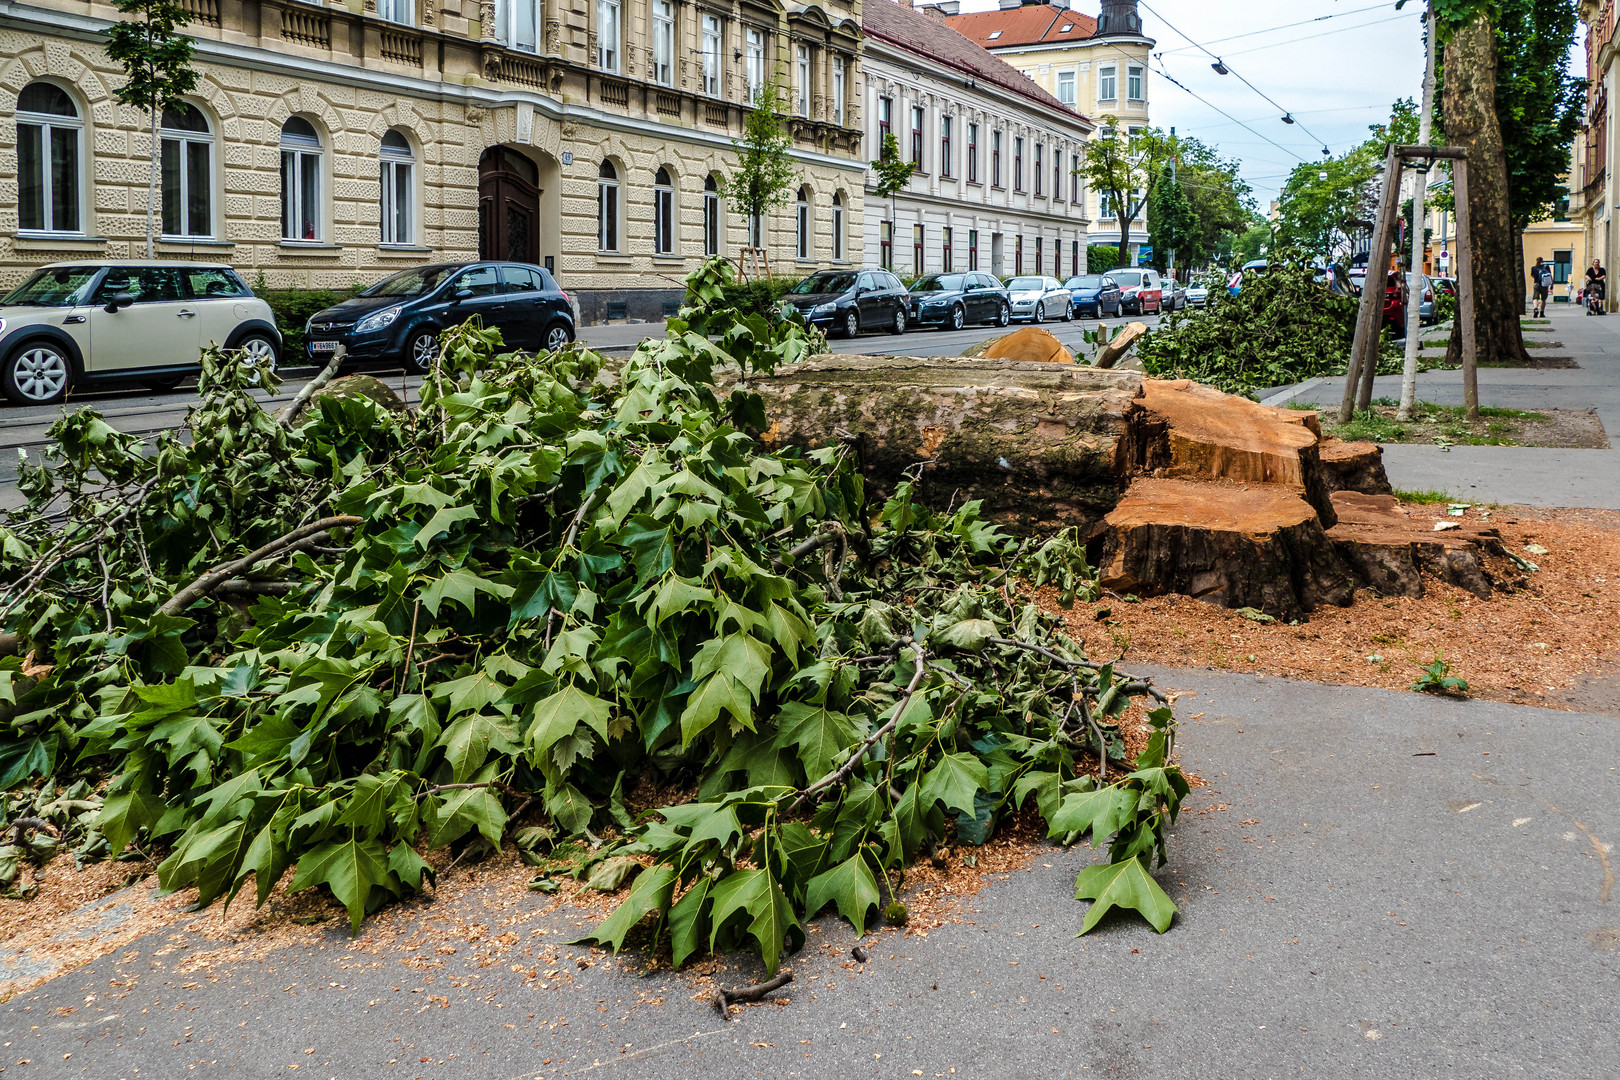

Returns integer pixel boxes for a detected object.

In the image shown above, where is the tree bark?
[1442,13,1529,368]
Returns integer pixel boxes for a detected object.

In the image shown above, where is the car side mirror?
[104,292,135,313]
[452,287,473,303]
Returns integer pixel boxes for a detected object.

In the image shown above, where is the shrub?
[254,281,358,361]
[714,274,800,317]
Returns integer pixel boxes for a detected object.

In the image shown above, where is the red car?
[1382,270,1408,337]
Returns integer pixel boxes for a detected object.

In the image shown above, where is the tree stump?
[959,327,1075,365]
[1318,437,1393,495]
[1097,478,1355,619]
[1325,491,1521,598]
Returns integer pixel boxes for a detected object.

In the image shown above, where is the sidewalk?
[578,320,670,351]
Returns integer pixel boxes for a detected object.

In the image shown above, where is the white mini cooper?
[0,261,281,405]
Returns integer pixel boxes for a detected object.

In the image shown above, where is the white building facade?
[860,0,1094,281]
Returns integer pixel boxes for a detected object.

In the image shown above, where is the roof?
[945,5,1099,49]
[862,0,1089,124]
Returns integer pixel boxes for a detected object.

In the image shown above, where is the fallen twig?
[10,817,60,841]
[713,970,793,1018]
[279,344,347,428]
[159,516,361,616]
[788,642,926,814]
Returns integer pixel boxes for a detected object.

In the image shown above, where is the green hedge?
[715,275,800,316]
[256,284,358,361]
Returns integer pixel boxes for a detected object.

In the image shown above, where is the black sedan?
[908,272,1012,330]
[304,262,575,373]
[782,269,911,336]
[1062,274,1123,319]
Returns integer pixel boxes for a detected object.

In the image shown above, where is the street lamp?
[1211,59,1229,75]
[1281,114,1296,125]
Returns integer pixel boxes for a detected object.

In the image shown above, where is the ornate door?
[477,147,540,262]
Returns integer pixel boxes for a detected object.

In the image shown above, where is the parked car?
[1185,281,1210,308]
[1062,274,1123,318]
[1406,271,1435,323]
[908,272,1011,330]
[0,261,281,405]
[1108,268,1165,315]
[305,262,574,373]
[784,268,911,336]
[1164,278,1188,312]
[1383,270,1409,338]
[1004,276,1073,323]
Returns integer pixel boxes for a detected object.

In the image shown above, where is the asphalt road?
[4,667,1615,1079]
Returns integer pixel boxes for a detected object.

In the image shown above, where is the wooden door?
[477,147,540,263]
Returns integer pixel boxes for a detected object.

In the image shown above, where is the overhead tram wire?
[1150,60,1311,163]
[1216,13,1411,60]
[1157,3,1391,56]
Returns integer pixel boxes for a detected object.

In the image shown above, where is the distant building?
[862,0,1094,280]
[1574,0,1612,305]
[946,0,1150,263]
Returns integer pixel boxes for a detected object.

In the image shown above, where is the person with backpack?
[1586,258,1607,315]
[1532,257,1552,317]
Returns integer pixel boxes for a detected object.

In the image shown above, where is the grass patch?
[1392,488,1456,504]
[1523,340,1565,349]
[1421,339,1448,349]
[1521,318,1550,324]
[1325,401,1547,446]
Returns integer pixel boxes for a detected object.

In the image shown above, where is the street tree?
[1080,124,1177,269]
[1274,101,1418,265]
[719,77,796,265]
[1147,174,1197,275]
[1171,139,1255,270]
[870,131,916,268]
[105,0,199,260]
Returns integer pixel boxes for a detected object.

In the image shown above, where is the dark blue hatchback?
[1061,274,1123,319]
[304,262,574,372]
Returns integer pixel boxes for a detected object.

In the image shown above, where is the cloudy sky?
[958,0,1446,206]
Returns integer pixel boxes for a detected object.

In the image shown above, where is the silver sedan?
[1003,275,1074,323]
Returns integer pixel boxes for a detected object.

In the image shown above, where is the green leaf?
[95,789,165,855]
[337,773,404,836]
[804,854,880,937]
[1072,856,1177,935]
[1047,786,1141,847]
[545,783,594,834]
[584,863,677,952]
[921,752,988,816]
[774,702,862,783]
[419,569,514,617]
[525,685,612,764]
[708,867,799,974]
[415,503,480,548]
[935,618,998,651]
[287,837,397,934]
[679,673,753,745]
[426,786,507,848]
[0,734,56,788]
[584,855,643,892]
[668,874,712,968]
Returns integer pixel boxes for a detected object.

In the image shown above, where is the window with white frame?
[702,15,723,96]
[745,27,766,103]
[831,192,844,261]
[704,174,721,255]
[160,103,213,239]
[1099,65,1117,101]
[16,82,82,235]
[378,0,411,25]
[379,129,414,246]
[796,44,810,118]
[1034,142,1043,195]
[1057,70,1076,107]
[967,122,979,182]
[748,210,762,249]
[494,0,539,51]
[597,0,620,73]
[653,0,675,87]
[832,55,846,125]
[910,106,924,166]
[939,115,952,178]
[878,96,892,141]
[653,167,675,255]
[597,160,620,251]
[280,116,322,241]
[796,187,811,260]
[1127,65,1144,101]
[1071,153,1081,203]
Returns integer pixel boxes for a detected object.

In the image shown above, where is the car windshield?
[2,266,101,307]
[359,265,459,298]
[1067,276,1107,289]
[910,275,964,293]
[1110,271,1143,287]
[791,272,856,295]
[1006,277,1044,291]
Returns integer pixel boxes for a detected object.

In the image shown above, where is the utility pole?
[1398,5,1437,421]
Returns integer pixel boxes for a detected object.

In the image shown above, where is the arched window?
[380,129,415,246]
[796,187,811,261]
[703,174,721,257]
[160,103,213,239]
[831,192,844,262]
[597,160,619,252]
[280,117,323,241]
[653,167,675,256]
[16,82,82,235]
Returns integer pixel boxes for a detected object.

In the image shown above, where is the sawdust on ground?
[1044,501,1620,709]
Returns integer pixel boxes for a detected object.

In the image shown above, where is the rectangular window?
[379,154,411,245]
[1099,65,1117,101]
[653,0,675,87]
[281,147,320,240]
[702,17,723,96]
[913,224,924,275]
[1015,234,1023,275]
[832,198,844,260]
[1072,239,1080,277]
[378,0,412,25]
[655,182,674,255]
[942,226,953,272]
[162,131,212,239]
[1128,65,1144,101]
[911,106,924,167]
[745,27,766,103]
[991,131,1002,187]
[597,0,620,72]
[597,174,618,250]
[880,220,893,270]
[797,197,811,260]
[1053,153,1061,200]
[1014,137,1023,192]
[832,56,846,126]
[796,44,811,118]
[1035,236,1043,275]
[968,229,978,271]
[1100,193,1112,219]
[1071,153,1081,203]
[967,123,979,183]
[704,185,720,256]
[18,116,81,234]
[939,116,952,178]
[1034,143,1043,196]
[878,96,892,141]
[1057,70,1076,107]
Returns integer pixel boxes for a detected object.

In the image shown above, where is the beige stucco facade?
[0,0,869,320]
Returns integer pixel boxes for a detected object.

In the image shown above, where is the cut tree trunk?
[960,327,1075,365]
[1325,491,1523,599]
[1097,478,1355,620]
[1442,13,1530,369]
[747,356,1143,527]
[1317,437,1393,495]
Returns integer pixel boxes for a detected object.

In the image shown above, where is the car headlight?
[0,319,6,336]
[304,316,313,334]
[354,305,403,334]
[811,301,836,316]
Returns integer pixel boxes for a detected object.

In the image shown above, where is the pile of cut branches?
[0,259,1186,968]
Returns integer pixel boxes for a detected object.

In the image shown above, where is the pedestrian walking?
[1586,258,1607,315]
[1532,256,1552,317]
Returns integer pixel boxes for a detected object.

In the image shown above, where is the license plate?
[310,340,340,353]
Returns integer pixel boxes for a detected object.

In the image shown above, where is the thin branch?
[210,579,297,597]
[399,599,421,698]
[279,344,347,428]
[96,544,113,634]
[788,642,927,814]
[714,970,793,1018]
[414,779,531,802]
[159,516,361,616]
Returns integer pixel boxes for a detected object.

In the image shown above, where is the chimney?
[936,0,961,12]
[922,4,947,20]
[998,0,1021,10]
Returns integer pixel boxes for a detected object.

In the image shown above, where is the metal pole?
[1397,6,1437,420]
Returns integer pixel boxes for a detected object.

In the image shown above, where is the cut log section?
[1094,322,1148,369]
[1317,437,1393,495]
[1097,478,1355,620]
[749,356,1142,526]
[959,327,1075,365]
[1325,491,1522,599]
[1119,380,1338,526]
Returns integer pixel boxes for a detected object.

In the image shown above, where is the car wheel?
[996,302,1010,327]
[842,310,860,338]
[234,334,280,386]
[543,320,574,351]
[2,340,72,405]
[949,304,965,331]
[1034,302,1046,323]
[1063,301,1074,322]
[405,328,440,374]
[890,306,908,335]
